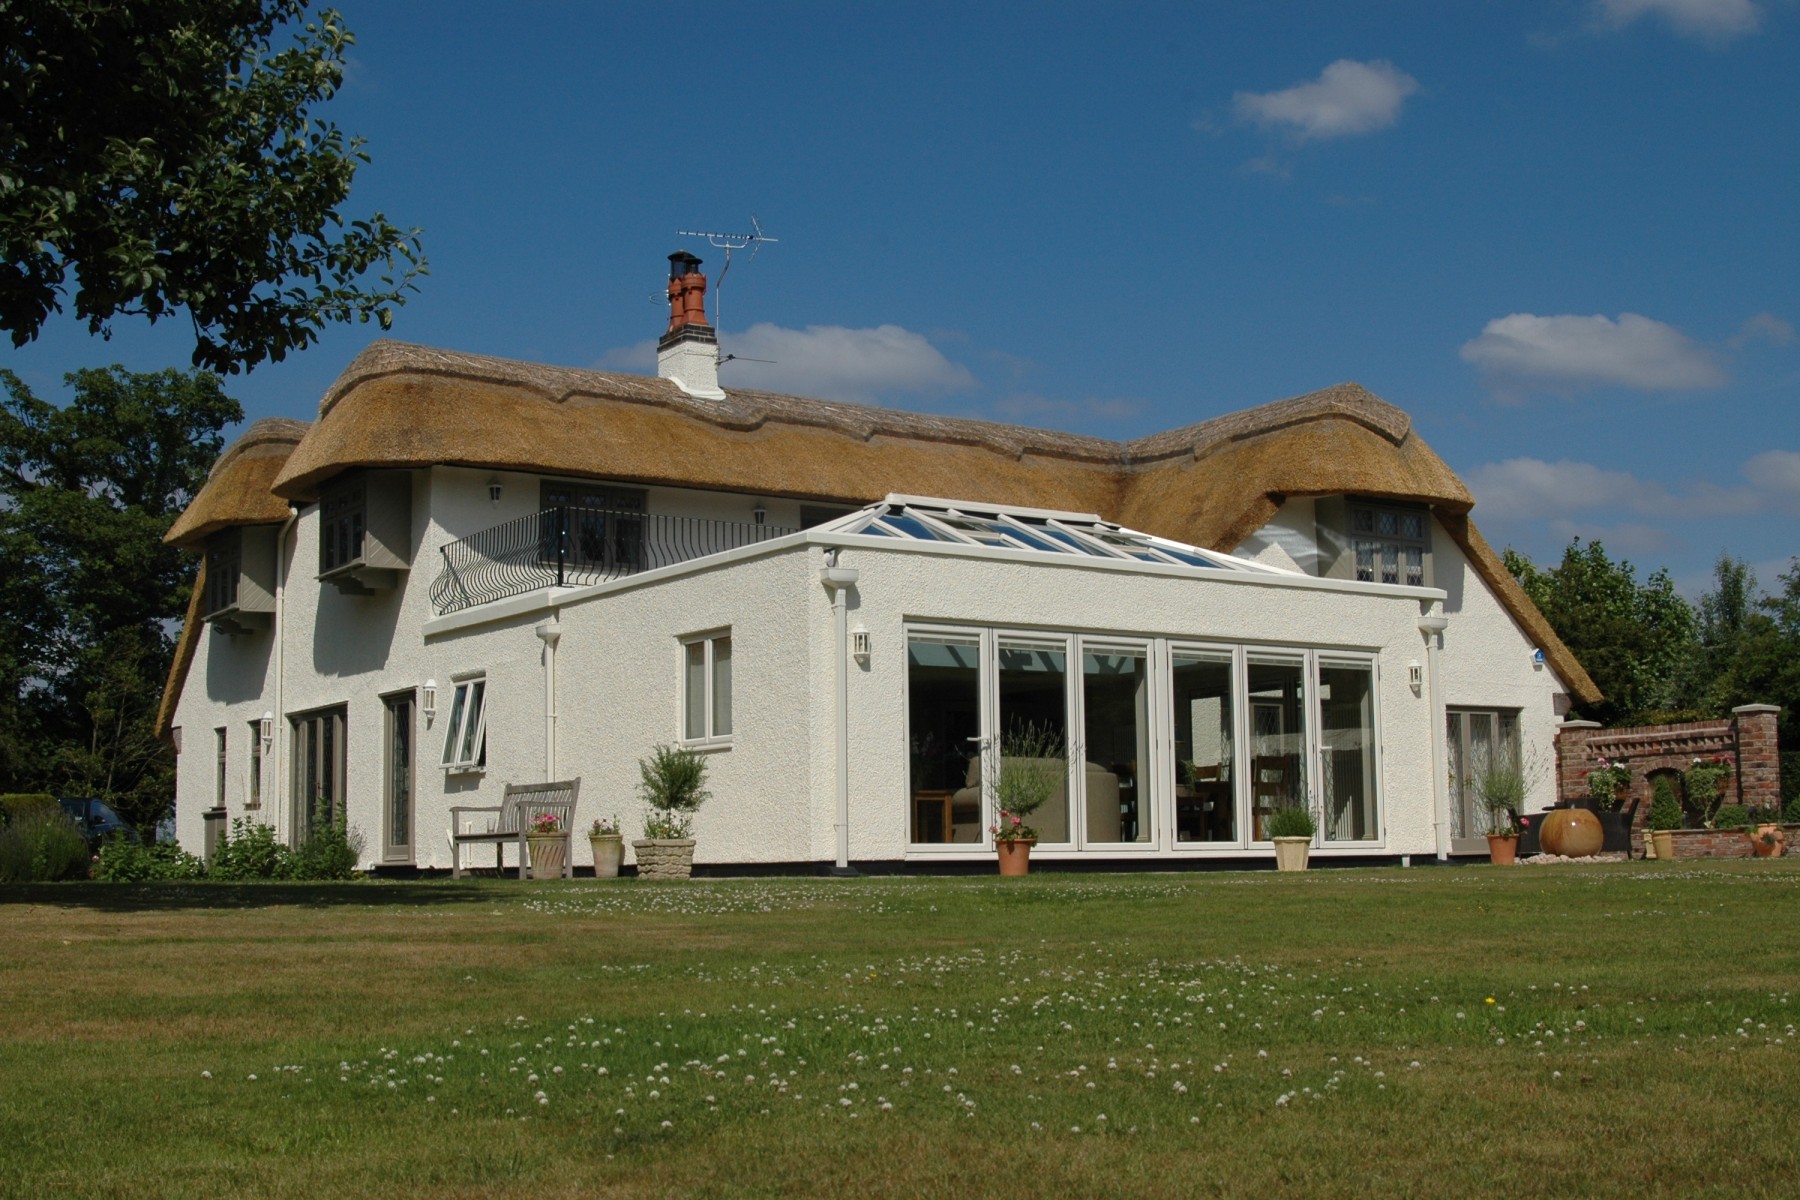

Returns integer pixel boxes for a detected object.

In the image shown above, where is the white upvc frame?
[902,622,1387,859]
[440,673,488,772]
[679,628,733,750]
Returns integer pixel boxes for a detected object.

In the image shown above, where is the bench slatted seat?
[449,778,580,879]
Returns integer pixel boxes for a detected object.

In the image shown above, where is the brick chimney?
[656,251,724,400]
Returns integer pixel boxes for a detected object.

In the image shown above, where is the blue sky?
[10,0,1798,594]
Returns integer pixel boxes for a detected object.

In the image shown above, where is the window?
[441,677,487,770]
[246,720,262,809]
[1447,708,1521,846]
[682,632,732,743]
[1349,502,1428,587]
[383,693,415,862]
[205,533,241,614]
[214,728,228,809]
[290,706,346,840]
[541,481,646,573]
[320,484,366,573]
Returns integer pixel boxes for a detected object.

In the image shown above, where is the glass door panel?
[907,634,983,844]
[1247,654,1306,839]
[997,639,1071,844]
[1319,660,1378,842]
[1081,647,1149,844]
[384,694,414,863]
[1173,651,1236,843]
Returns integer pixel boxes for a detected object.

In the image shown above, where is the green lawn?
[3,861,1797,1199]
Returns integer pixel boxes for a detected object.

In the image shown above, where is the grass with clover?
[3,860,1798,1199]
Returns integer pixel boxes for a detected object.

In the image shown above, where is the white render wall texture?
[175,473,1542,869]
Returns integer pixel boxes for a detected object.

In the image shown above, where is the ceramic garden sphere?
[1539,809,1604,858]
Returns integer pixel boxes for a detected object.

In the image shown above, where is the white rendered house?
[159,256,1597,872]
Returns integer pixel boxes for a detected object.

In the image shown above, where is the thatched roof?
[164,417,308,548]
[162,340,1597,714]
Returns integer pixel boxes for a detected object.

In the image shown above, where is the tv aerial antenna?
[674,215,778,335]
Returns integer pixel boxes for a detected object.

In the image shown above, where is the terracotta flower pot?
[1538,809,1603,858]
[996,838,1036,876]
[1748,824,1787,858]
[1486,833,1519,866]
[527,833,568,880]
[1272,837,1312,872]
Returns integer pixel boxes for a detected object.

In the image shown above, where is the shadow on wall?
[205,626,273,704]
[312,586,401,677]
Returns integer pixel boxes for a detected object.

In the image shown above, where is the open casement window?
[1447,708,1521,852]
[682,632,733,745]
[440,677,488,771]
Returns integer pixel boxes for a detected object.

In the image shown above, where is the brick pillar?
[1556,721,1601,807]
[1732,704,1782,815]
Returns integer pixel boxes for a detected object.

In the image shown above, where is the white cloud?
[1594,0,1762,40]
[600,323,974,405]
[1233,60,1419,142]
[1728,311,1797,349]
[1459,312,1727,396]
[1468,453,1796,524]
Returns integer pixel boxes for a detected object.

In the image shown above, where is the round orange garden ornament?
[1538,809,1604,858]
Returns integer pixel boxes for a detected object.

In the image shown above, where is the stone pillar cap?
[1732,704,1780,714]
[1559,720,1602,729]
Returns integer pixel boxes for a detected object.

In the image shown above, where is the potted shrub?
[1586,755,1631,812]
[1647,776,1682,861]
[1474,758,1527,865]
[1266,806,1316,872]
[588,815,624,878]
[633,745,709,880]
[525,811,567,880]
[1745,808,1788,858]
[990,723,1065,877]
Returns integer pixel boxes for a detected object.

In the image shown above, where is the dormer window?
[201,527,276,635]
[1350,502,1427,587]
[317,471,412,594]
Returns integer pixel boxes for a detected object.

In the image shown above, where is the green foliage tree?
[1504,539,1697,725]
[0,1,425,373]
[0,365,241,833]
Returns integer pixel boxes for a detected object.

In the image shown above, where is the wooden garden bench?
[448,778,580,879]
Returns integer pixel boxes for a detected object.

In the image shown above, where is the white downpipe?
[1419,610,1450,861]
[271,507,298,841]
[536,620,562,782]
[820,555,859,871]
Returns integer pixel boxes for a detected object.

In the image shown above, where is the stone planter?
[1272,837,1312,872]
[633,837,696,880]
[995,838,1036,877]
[589,833,625,878]
[1650,829,1674,860]
[527,833,568,880]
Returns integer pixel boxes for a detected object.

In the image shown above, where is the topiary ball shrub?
[1648,777,1683,832]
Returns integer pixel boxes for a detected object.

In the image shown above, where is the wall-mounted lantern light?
[487,478,503,507]
[752,501,767,526]
[851,624,871,665]
[1407,661,1423,692]
[259,711,274,749]
[421,678,438,724]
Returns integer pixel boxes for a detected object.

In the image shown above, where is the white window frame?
[440,674,488,772]
[680,630,733,749]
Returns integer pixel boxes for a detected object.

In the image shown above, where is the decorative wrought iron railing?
[430,506,798,615]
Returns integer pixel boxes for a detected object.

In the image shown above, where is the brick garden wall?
[1554,705,1782,856]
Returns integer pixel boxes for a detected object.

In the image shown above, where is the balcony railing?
[429,506,798,615]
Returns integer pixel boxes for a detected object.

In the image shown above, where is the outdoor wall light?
[851,624,871,665]
[1407,661,1423,692]
[421,679,438,724]
[752,502,767,526]
[487,477,503,507]
[259,711,274,749]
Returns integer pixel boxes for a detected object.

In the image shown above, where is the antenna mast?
[674,215,778,335]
